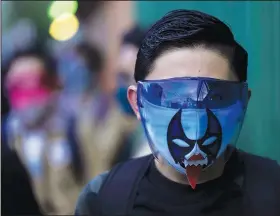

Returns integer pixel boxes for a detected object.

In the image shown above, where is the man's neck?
[155,156,226,186]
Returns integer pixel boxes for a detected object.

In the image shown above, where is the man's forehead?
[146,47,237,82]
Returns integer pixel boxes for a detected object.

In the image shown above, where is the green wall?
[14,1,51,41]
[136,1,280,162]
[2,1,17,32]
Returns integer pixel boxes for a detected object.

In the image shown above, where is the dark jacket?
[75,151,280,216]
[1,137,42,215]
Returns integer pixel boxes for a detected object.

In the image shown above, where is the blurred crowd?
[1,2,151,214]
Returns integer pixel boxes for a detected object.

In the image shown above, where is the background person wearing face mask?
[4,46,85,215]
[116,25,145,116]
[72,42,138,180]
[115,25,152,160]
[57,42,102,116]
[1,75,42,215]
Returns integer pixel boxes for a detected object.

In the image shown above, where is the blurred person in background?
[76,9,280,216]
[116,25,144,116]
[1,74,42,215]
[73,42,138,180]
[115,25,151,161]
[4,46,84,215]
[57,43,93,114]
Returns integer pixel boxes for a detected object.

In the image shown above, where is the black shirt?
[75,150,280,216]
[132,151,244,216]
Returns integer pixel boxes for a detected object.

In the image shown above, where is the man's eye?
[173,139,190,147]
[202,137,217,146]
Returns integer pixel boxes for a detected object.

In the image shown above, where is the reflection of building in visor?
[137,77,248,177]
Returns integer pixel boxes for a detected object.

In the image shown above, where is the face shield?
[137,77,248,188]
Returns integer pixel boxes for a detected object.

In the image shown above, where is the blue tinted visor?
[137,77,248,173]
[137,77,248,110]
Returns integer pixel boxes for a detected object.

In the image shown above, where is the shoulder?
[238,150,280,183]
[237,150,280,212]
[75,155,153,215]
[75,171,109,215]
[238,150,279,168]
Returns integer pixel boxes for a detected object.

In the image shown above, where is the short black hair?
[134,9,248,82]
[122,25,146,48]
[6,45,57,78]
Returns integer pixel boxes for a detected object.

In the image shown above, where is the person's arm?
[75,172,109,216]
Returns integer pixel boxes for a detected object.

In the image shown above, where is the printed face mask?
[6,72,53,125]
[137,77,248,189]
[6,70,53,111]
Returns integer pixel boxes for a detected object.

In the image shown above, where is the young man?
[75,10,280,216]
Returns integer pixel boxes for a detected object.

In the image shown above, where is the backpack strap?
[99,154,154,216]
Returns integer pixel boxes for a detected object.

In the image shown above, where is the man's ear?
[127,85,140,120]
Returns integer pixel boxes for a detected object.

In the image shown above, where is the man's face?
[128,47,241,120]
[127,47,250,187]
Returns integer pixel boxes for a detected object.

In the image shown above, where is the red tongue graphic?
[188,154,204,161]
[186,165,202,189]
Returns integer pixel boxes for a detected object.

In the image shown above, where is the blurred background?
[1,1,280,215]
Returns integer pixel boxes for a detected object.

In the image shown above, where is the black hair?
[134,9,248,82]
[5,45,57,78]
[122,25,146,48]
[3,45,59,90]
[75,42,104,76]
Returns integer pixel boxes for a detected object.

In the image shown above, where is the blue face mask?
[58,54,91,94]
[137,77,248,189]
